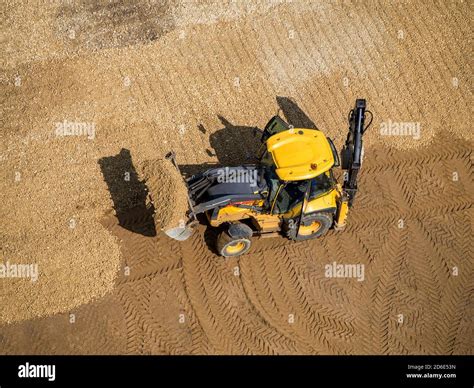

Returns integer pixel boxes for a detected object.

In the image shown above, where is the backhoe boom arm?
[342,98,369,206]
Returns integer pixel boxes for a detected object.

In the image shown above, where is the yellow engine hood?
[266,129,334,181]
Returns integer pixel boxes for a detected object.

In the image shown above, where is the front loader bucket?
[164,225,194,241]
[164,219,199,241]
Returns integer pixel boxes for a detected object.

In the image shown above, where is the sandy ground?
[0,0,472,353]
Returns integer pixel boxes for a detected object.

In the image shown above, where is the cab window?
[272,180,308,214]
[309,173,334,199]
[261,116,289,142]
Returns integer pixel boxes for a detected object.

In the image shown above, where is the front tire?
[216,231,252,257]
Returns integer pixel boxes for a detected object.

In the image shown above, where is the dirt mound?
[140,159,190,231]
[0,137,122,324]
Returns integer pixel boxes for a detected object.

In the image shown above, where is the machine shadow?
[179,115,262,178]
[98,148,156,237]
[209,115,262,166]
[180,96,318,177]
[276,96,319,130]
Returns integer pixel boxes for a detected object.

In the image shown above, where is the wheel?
[285,212,333,241]
[216,231,252,257]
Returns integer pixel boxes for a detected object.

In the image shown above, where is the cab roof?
[266,128,334,181]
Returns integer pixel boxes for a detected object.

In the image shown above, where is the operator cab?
[259,116,338,214]
[263,166,336,215]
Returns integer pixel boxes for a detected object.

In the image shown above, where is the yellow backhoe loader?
[164,99,372,257]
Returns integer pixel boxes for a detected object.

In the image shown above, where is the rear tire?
[216,231,252,257]
[285,212,333,241]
